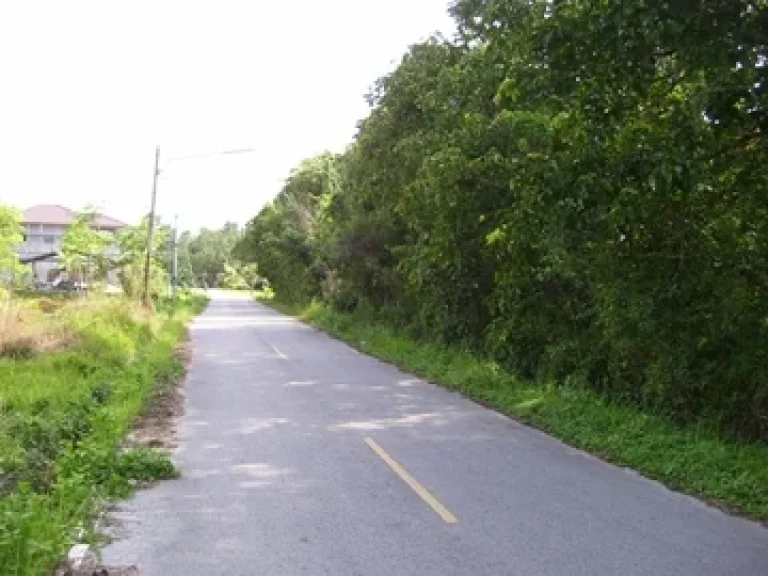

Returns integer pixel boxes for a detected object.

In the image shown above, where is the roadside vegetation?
[1,203,209,574]
[242,2,768,521]
[0,292,207,575]
[266,298,768,523]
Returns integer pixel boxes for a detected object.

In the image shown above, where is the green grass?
[0,293,208,575]
[262,298,768,524]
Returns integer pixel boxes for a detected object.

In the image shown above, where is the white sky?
[0,0,455,232]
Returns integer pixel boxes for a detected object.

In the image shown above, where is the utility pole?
[143,145,160,306]
[140,145,252,304]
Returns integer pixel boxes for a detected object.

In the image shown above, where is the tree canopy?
[0,207,23,271]
[188,222,242,287]
[0,206,25,288]
[60,207,113,282]
[236,0,768,441]
[115,216,170,298]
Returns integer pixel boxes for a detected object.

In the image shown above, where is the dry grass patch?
[0,295,155,360]
[0,303,76,359]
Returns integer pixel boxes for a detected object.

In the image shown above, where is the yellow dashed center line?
[364,436,458,525]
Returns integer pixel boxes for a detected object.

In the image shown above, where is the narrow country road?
[104,291,768,575]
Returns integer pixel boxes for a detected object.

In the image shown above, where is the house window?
[43,235,55,244]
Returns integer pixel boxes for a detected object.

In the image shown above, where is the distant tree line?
[126,219,262,291]
[0,205,261,296]
[238,0,767,440]
[174,222,261,290]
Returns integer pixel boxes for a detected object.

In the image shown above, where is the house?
[18,204,126,284]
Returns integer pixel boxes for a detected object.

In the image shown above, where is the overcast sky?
[0,0,454,231]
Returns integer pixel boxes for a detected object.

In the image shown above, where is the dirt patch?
[57,566,139,576]
[124,384,184,452]
[56,562,140,576]
[100,568,139,576]
[124,336,192,452]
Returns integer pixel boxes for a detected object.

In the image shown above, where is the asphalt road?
[103,291,768,575]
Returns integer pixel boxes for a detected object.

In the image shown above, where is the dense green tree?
[188,222,242,287]
[174,230,196,287]
[115,216,169,299]
[0,205,26,292]
[0,206,24,274]
[236,0,768,440]
[236,153,339,303]
[60,207,112,284]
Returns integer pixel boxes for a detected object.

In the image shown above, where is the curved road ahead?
[104,291,768,575]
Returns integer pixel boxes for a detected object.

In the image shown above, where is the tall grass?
[0,293,207,575]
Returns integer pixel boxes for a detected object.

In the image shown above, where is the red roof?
[23,205,126,230]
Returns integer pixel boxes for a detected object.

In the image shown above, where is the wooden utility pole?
[143,145,160,306]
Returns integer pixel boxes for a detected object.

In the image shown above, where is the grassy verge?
[261,298,768,524]
[0,293,208,575]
